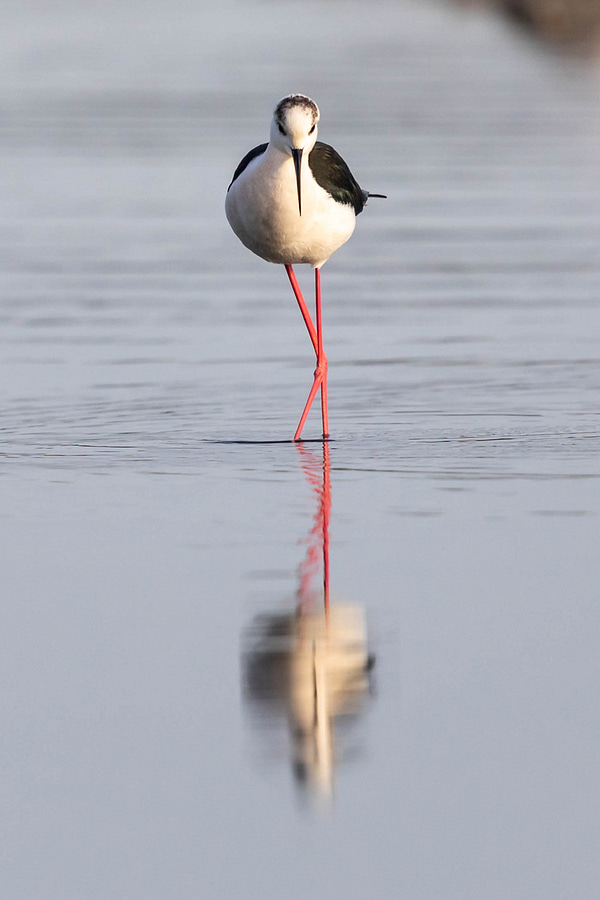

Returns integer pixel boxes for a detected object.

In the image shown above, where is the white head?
[270,94,320,215]
[270,94,320,154]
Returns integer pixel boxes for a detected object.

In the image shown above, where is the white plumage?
[225,106,357,268]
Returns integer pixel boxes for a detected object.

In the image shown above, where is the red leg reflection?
[296,441,331,617]
[242,441,371,801]
[322,441,331,612]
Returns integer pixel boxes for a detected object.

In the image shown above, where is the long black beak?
[291,148,303,216]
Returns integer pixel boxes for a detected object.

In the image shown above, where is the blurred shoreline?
[457,0,600,52]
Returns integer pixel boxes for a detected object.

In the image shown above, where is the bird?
[225,94,385,442]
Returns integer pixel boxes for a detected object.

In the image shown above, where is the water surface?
[1,1,599,898]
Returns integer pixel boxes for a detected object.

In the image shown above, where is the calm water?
[1,1,599,897]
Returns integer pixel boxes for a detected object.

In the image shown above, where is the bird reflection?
[243,443,374,802]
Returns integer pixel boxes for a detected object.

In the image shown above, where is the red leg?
[293,369,323,441]
[286,265,328,442]
[315,268,329,440]
[285,264,317,354]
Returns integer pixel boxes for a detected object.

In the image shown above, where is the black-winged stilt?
[226,94,385,442]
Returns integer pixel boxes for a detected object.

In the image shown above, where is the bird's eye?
[278,123,286,135]
[309,124,315,135]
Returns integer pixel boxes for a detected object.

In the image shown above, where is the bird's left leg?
[293,267,328,441]
[286,264,318,353]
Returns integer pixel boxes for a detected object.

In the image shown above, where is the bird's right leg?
[314,267,329,439]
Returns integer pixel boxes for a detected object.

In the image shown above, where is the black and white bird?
[226,94,385,441]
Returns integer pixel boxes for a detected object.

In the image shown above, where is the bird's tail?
[362,191,387,205]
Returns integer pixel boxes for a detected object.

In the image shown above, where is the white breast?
[226,146,356,269]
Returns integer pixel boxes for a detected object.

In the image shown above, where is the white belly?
[226,148,356,268]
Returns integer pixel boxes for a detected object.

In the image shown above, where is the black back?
[227,143,268,190]
[308,141,366,215]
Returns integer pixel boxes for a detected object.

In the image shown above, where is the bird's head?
[270,94,320,215]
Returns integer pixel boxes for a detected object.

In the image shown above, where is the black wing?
[308,141,366,215]
[227,143,268,190]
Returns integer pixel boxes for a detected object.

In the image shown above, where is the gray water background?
[1,0,599,897]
